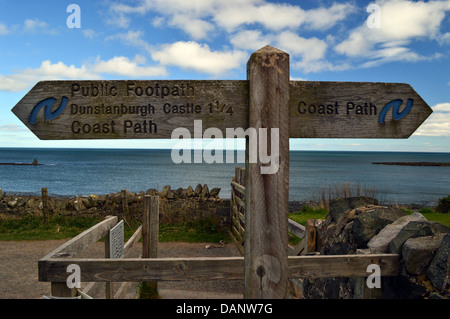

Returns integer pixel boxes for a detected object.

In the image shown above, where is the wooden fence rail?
[39,254,400,283]
[39,190,400,299]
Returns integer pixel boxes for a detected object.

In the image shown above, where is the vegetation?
[137,282,160,299]
[288,205,450,228]
[436,195,450,214]
[289,205,328,226]
[312,182,384,210]
[0,214,229,243]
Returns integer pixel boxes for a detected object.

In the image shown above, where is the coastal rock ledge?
[299,197,449,299]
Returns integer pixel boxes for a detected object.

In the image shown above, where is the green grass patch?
[159,219,229,243]
[0,214,229,243]
[137,282,160,299]
[0,215,103,241]
[402,208,450,227]
[288,206,328,226]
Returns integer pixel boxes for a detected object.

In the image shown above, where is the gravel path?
[0,240,243,299]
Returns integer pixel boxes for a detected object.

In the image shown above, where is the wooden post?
[121,189,130,221]
[41,187,49,223]
[105,230,114,299]
[142,195,159,298]
[51,282,77,298]
[305,219,317,253]
[245,45,290,298]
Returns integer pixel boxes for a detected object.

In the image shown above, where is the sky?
[0,0,449,152]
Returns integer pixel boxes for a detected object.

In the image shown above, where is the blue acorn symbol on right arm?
[378,98,413,124]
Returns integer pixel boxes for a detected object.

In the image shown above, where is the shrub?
[436,195,450,214]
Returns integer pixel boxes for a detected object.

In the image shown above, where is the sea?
[0,148,449,206]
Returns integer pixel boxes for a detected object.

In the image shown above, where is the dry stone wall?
[0,185,230,229]
[302,197,449,299]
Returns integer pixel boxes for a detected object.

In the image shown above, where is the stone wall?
[301,197,449,299]
[0,184,231,229]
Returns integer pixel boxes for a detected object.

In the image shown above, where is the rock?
[26,198,36,209]
[161,185,171,197]
[402,235,444,275]
[187,186,194,197]
[430,221,450,235]
[98,194,108,205]
[166,190,175,199]
[74,197,87,211]
[351,206,407,247]
[88,194,99,207]
[389,221,433,254]
[209,188,221,197]
[367,212,427,253]
[201,184,209,198]
[7,199,18,208]
[113,192,122,204]
[427,233,450,291]
[328,197,378,222]
[195,184,203,196]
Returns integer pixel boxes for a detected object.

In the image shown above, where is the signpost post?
[12,45,433,299]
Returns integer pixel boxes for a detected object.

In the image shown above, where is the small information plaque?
[109,220,124,259]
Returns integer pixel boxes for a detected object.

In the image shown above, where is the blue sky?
[0,0,449,152]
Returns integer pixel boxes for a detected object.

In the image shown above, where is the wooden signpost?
[13,45,433,299]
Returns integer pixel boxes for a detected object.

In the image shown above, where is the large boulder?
[402,235,445,275]
[389,221,433,254]
[367,212,427,253]
[351,206,407,247]
[328,197,379,222]
[427,234,450,292]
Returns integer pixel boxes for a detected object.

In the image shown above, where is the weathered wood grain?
[39,254,399,282]
[12,80,432,140]
[12,80,248,140]
[245,45,290,299]
[39,215,117,261]
[289,81,432,138]
[82,224,142,298]
[288,254,400,279]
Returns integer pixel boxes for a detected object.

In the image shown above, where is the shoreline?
[372,162,450,166]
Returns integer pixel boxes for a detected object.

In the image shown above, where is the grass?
[0,214,229,243]
[289,206,328,226]
[288,205,450,227]
[0,214,103,241]
[1,206,447,243]
[159,218,229,243]
[404,208,450,227]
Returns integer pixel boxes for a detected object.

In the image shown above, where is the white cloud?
[0,61,99,92]
[168,13,215,40]
[107,0,356,39]
[150,41,247,75]
[230,30,273,51]
[303,3,357,31]
[82,29,100,39]
[90,55,167,77]
[414,103,450,137]
[106,30,152,52]
[277,31,327,62]
[0,56,167,92]
[0,22,9,35]
[335,0,450,66]
[23,19,48,32]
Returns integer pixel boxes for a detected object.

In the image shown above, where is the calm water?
[0,148,449,206]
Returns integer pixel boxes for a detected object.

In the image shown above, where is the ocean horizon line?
[0,146,449,155]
